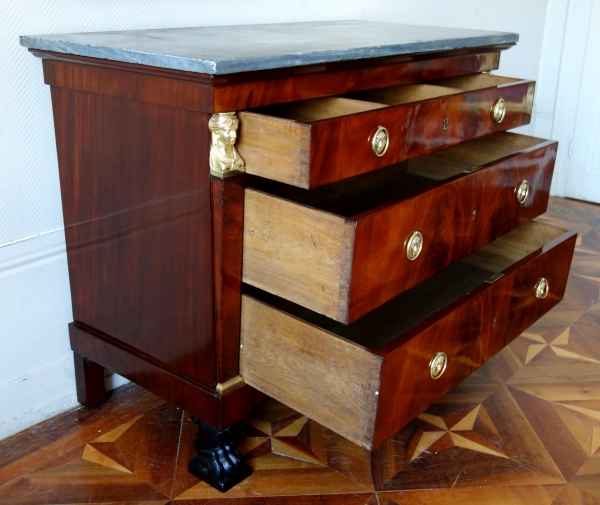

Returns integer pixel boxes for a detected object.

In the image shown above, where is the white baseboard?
[0,360,130,442]
[0,358,79,440]
[0,230,129,442]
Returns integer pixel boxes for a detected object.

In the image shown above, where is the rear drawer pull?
[491,97,506,123]
[371,125,390,157]
[485,272,505,284]
[515,179,530,205]
[535,277,549,299]
[463,165,482,174]
[405,230,423,261]
[429,351,448,380]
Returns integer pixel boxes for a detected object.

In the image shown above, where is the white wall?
[535,0,600,201]
[0,0,551,440]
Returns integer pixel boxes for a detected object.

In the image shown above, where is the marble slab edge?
[20,23,519,75]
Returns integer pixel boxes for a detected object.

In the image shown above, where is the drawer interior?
[243,221,567,352]
[405,132,547,180]
[252,96,387,122]
[432,73,523,91]
[251,74,522,122]
[246,132,550,219]
[346,74,520,106]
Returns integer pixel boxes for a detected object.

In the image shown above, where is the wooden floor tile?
[380,486,559,505]
[175,496,377,505]
[370,383,564,491]
[0,391,164,488]
[0,196,599,504]
[0,385,153,472]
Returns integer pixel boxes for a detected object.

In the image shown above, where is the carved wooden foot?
[187,417,251,492]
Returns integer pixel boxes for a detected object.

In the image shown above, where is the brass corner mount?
[215,375,245,395]
[208,112,245,178]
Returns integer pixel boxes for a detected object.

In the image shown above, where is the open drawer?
[237,73,535,188]
[243,132,557,323]
[240,221,576,450]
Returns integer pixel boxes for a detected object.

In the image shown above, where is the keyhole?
[443,117,449,131]
[472,210,477,220]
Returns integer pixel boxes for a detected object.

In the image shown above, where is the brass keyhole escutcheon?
[491,97,506,123]
[405,230,423,261]
[535,277,549,299]
[443,117,449,131]
[429,351,447,380]
[515,179,530,205]
[371,125,390,157]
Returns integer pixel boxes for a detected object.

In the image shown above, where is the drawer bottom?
[240,222,576,450]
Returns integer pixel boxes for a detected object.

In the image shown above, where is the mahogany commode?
[21,21,575,492]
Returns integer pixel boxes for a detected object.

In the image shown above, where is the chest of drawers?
[22,21,576,492]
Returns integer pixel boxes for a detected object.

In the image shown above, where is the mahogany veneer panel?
[243,133,556,323]
[51,87,216,387]
[210,175,245,383]
[237,74,534,188]
[240,222,576,449]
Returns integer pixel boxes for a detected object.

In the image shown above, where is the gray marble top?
[20,21,518,75]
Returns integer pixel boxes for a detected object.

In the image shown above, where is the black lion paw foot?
[197,442,242,480]
[188,418,251,492]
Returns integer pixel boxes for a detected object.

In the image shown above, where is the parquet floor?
[1,197,599,505]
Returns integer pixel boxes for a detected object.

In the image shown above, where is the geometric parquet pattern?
[1,197,599,505]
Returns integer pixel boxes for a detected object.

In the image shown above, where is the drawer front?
[350,138,556,322]
[243,135,557,323]
[373,228,576,447]
[240,224,576,450]
[237,75,535,188]
[444,80,534,144]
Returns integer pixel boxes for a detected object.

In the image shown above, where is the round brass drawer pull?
[406,230,423,261]
[430,351,447,380]
[371,125,390,157]
[535,277,549,299]
[491,97,506,123]
[515,179,530,204]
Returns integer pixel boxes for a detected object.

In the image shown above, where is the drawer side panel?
[240,295,382,449]
[238,112,311,188]
[243,189,354,322]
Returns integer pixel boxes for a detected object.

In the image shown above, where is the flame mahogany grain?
[32,47,506,112]
[244,134,557,323]
[238,77,534,188]
[349,138,556,322]
[30,40,544,439]
[373,228,576,447]
[240,226,577,449]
